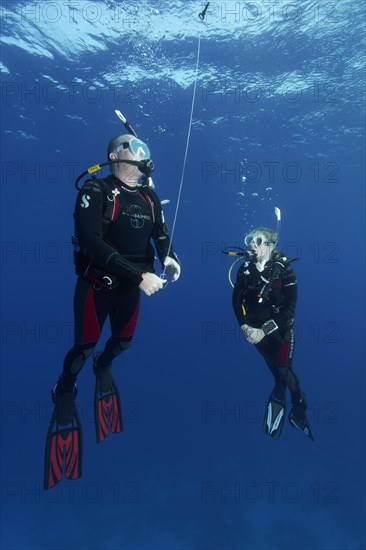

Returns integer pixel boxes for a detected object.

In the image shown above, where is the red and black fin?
[44,398,82,490]
[94,383,123,443]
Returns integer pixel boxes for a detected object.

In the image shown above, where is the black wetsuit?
[59,175,179,391]
[232,253,302,400]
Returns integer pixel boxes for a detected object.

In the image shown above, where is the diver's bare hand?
[139,273,166,296]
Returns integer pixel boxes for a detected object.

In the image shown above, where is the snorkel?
[74,110,155,190]
[274,207,281,245]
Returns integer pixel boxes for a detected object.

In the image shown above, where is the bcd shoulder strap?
[138,185,164,227]
[77,177,116,231]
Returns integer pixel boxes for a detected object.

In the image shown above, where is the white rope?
[163,26,203,275]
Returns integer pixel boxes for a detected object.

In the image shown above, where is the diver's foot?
[289,392,314,441]
[51,381,78,426]
[273,383,286,401]
[93,352,113,393]
[290,392,307,421]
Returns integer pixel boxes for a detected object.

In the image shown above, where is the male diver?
[44,134,181,489]
[232,227,313,440]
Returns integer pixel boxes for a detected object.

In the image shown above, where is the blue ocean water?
[1,1,365,549]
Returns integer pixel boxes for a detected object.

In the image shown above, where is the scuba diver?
[231,226,313,441]
[44,132,181,489]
